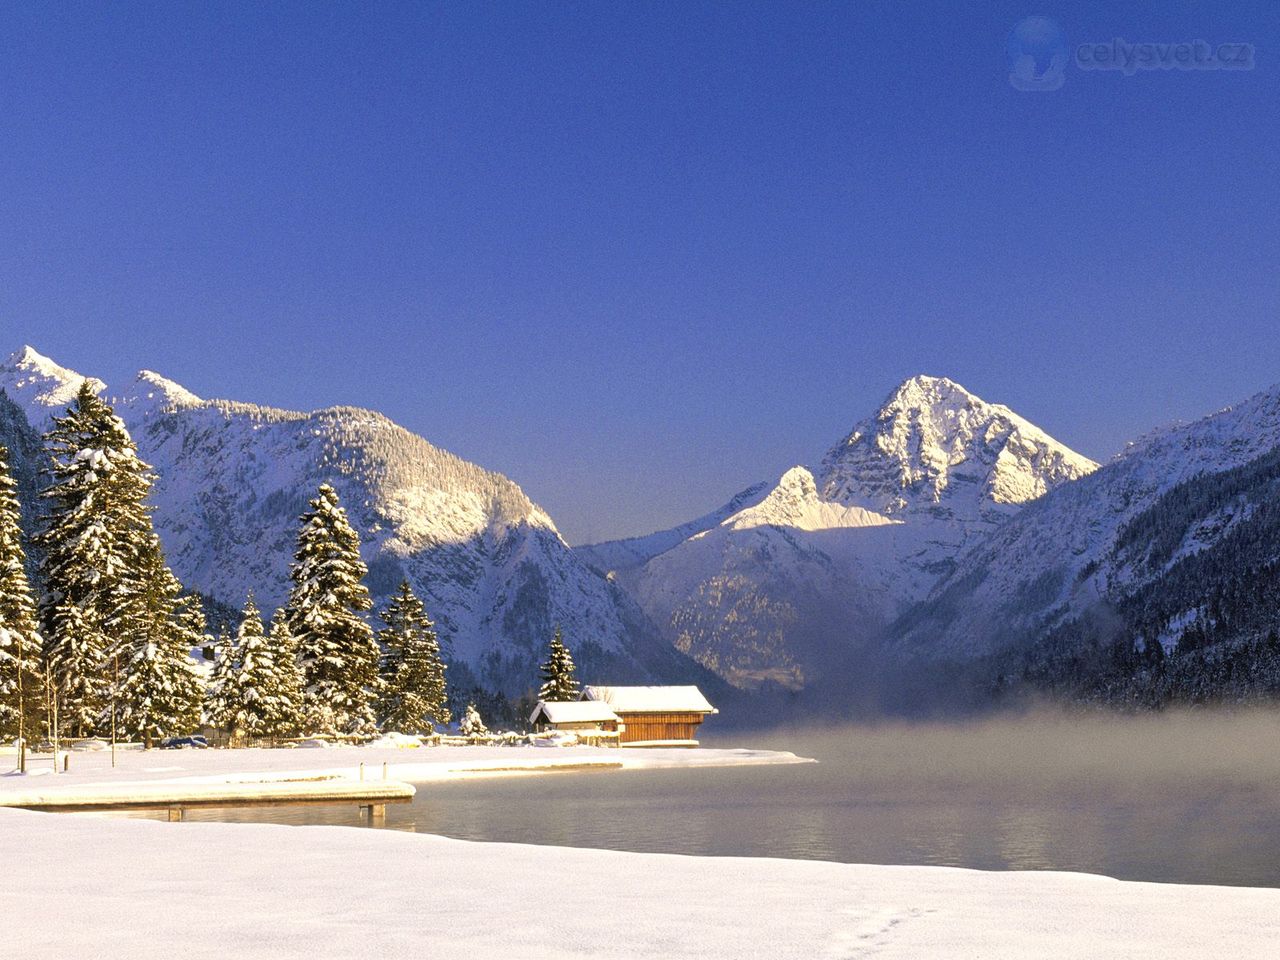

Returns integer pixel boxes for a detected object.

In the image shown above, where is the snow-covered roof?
[580,686,717,715]
[529,700,620,725]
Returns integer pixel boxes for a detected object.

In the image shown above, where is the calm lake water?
[121,711,1280,887]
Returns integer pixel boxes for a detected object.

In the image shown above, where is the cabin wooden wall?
[617,712,705,744]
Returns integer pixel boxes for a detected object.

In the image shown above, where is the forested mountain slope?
[0,347,700,698]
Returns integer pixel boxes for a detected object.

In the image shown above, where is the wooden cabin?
[528,700,622,745]
[579,685,717,747]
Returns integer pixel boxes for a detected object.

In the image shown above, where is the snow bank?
[3,806,1278,959]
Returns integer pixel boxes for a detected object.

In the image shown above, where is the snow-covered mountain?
[0,346,696,696]
[584,376,1097,691]
[0,346,106,429]
[897,381,1280,663]
[819,375,1097,520]
[12,338,1278,711]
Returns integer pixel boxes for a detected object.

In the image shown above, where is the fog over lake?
[139,710,1280,887]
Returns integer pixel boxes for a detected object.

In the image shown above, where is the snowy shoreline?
[0,743,812,804]
[5,803,1280,959]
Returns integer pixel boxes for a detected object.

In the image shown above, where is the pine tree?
[205,624,239,735]
[266,608,303,737]
[0,444,43,742]
[38,384,155,736]
[228,593,275,739]
[220,596,304,741]
[459,701,488,738]
[286,484,380,735]
[113,538,204,746]
[174,592,213,668]
[377,580,449,734]
[537,626,579,702]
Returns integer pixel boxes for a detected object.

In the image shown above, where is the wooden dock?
[0,778,416,825]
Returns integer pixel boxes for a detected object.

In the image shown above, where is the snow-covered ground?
[4,745,1280,957]
[0,743,810,803]
[5,804,1279,959]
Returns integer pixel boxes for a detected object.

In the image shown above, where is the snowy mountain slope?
[575,480,772,574]
[0,347,696,695]
[626,486,903,690]
[898,382,1280,662]
[603,376,1096,691]
[1007,444,1280,705]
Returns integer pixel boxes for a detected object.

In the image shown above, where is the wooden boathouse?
[579,685,718,747]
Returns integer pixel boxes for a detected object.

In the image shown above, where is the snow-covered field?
[5,804,1280,959]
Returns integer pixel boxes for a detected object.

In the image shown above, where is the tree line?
[0,383,460,745]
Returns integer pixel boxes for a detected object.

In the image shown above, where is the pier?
[0,778,416,825]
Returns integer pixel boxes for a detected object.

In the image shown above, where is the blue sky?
[1,2,1276,543]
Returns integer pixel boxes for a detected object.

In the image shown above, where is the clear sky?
[1,2,1276,544]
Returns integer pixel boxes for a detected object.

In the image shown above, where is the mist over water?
[135,709,1280,887]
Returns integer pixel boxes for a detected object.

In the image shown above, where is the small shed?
[528,700,621,744]
[580,686,718,747]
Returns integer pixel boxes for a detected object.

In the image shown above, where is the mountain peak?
[5,344,86,380]
[120,369,203,413]
[727,465,897,533]
[8,344,48,367]
[877,374,988,422]
[820,376,1097,518]
[0,344,106,426]
[888,373,974,399]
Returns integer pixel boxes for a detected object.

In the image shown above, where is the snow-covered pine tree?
[266,607,303,737]
[537,626,579,702]
[459,701,488,739]
[38,383,156,737]
[228,593,274,739]
[286,484,380,735]
[112,537,204,746]
[377,580,449,734]
[171,590,213,719]
[204,623,240,735]
[173,592,213,666]
[0,443,43,742]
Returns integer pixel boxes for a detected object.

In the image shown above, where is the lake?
[122,710,1280,887]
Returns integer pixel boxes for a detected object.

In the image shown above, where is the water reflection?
[113,710,1280,887]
